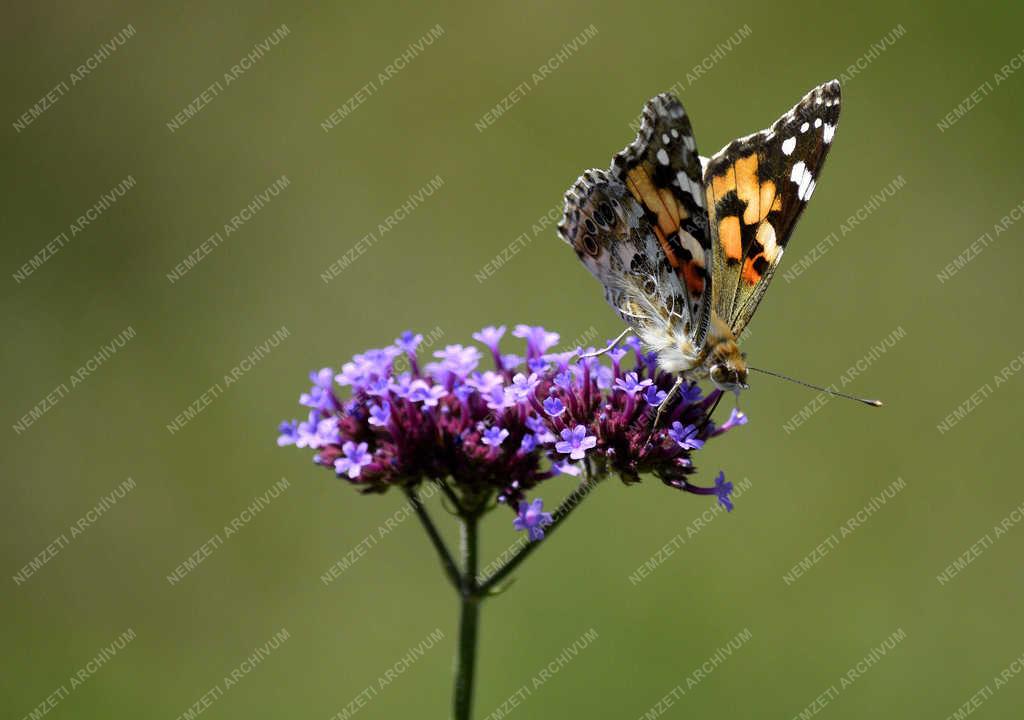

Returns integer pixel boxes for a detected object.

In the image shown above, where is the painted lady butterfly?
[558,80,848,415]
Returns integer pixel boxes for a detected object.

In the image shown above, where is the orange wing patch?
[708,152,784,286]
[625,165,707,298]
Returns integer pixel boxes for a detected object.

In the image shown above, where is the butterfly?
[557,80,842,413]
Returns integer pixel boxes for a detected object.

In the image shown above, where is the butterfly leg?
[646,375,684,445]
[575,328,631,361]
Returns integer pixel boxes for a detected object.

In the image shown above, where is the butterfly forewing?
[610,93,713,347]
[704,80,841,339]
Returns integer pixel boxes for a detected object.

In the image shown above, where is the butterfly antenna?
[748,366,883,407]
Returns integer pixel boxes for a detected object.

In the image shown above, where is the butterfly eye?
[580,233,600,257]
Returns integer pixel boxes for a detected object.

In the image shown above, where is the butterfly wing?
[557,169,695,360]
[704,80,841,339]
[610,93,713,347]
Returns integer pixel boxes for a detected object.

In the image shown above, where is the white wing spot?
[670,128,679,138]
[823,123,836,143]
[657,149,670,165]
[781,136,797,155]
[790,161,807,184]
[814,118,822,128]
[800,122,809,133]
[662,133,671,144]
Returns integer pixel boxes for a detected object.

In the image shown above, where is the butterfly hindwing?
[704,80,841,338]
[610,93,713,347]
[557,170,692,350]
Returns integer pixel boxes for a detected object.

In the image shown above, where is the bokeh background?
[5,1,1024,717]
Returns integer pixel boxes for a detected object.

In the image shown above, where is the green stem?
[477,471,602,596]
[453,510,480,720]
[405,487,461,591]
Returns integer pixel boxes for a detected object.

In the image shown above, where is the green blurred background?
[5,1,1024,717]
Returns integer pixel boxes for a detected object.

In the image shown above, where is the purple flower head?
[408,379,448,407]
[512,325,560,356]
[608,347,628,365]
[482,426,510,448]
[335,441,373,479]
[714,471,734,512]
[614,372,653,395]
[668,421,705,451]
[555,425,597,460]
[277,420,298,447]
[513,499,553,541]
[395,331,423,354]
[279,325,747,513]
[368,401,391,427]
[472,325,506,354]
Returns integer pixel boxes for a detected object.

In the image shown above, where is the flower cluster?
[277,325,747,537]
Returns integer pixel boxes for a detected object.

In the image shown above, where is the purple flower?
[543,396,566,417]
[430,344,482,377]
[395,331,423,354]
[296,412,339,449]
[388,373,415,398]
[551,459,581,476]
[512,325,560,356]
[555,425,597,460]
[335,441,373,479]
[484,386,517,411]
[407,379,448,407]
[513,499,553,541]
[527,357,550,374]
[501,354,523,370]
[668,421,704,450]
[298,367,336,411]
[482,426,509,447]
[614,371,653,395]
[520,434,538,452]
[277,420,299,446]
[509,372,540,400]
[369,401,391,427]
[466,371,505,395]
[681,382,703,405]
[719,408,748,431]
[644,385,668,406]
[553,370,575,390]
[472,325,506,354]
[714,471,734,512]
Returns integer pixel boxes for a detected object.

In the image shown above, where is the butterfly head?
[709,358,748,394]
